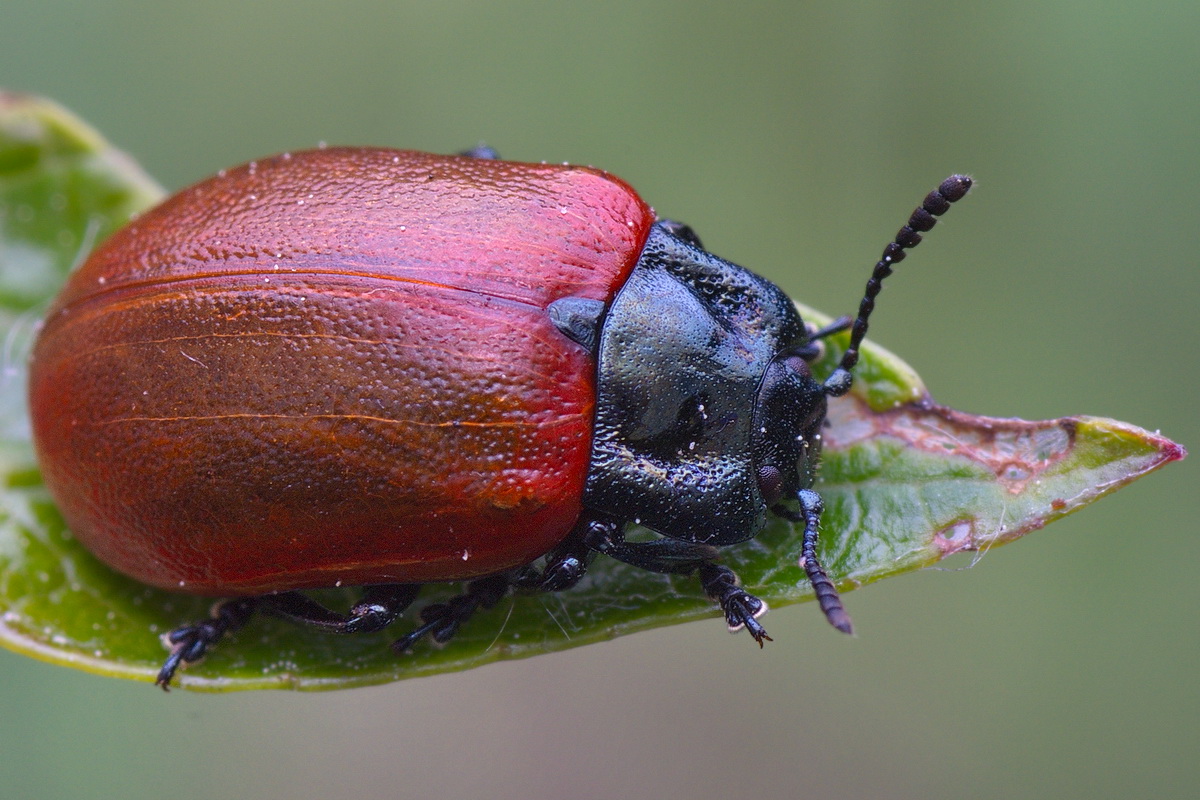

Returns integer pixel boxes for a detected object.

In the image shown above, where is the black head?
[749,348,829,507]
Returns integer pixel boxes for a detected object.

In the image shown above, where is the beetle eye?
[783,354,810,376]
[757,464,783,503]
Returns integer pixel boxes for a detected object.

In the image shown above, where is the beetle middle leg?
[260,583,420,634]
[388,520,602,651]
[390,574,511,653]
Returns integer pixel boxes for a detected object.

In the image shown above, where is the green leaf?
[0,93,1186,691]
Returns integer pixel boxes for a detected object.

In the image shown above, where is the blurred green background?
[1,1,1196,798]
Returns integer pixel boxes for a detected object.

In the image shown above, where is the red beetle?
[28,147,970,687]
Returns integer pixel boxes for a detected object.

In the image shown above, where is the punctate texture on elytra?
[29,148,655,593]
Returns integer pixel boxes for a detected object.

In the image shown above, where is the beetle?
[27,146,970,688]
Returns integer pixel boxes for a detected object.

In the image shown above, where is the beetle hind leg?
[156,597,259,690]
[155,585,421,689]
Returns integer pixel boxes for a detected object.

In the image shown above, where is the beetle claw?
[728,597,773,646]
[698,563,772,646]
[727,595,773,646]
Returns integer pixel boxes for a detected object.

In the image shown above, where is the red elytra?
[29,148,655,593]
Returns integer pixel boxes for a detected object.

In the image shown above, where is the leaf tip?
[1162,439,1187,463]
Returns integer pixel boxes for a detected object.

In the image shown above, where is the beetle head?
[749,350,828,507]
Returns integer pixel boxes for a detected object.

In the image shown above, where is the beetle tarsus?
[699,562,773,646]
[155,597,259,690]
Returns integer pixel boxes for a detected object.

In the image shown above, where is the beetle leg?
[790,315,854,361]
[260,584,420,634]
[583,518,719,573]
[698,563,772,646]
[391,574,511,653]
[512,521,598,593]
[582,521,771,644]
[785,316,856,362]
[390,516,605,652]
[155,597,259,690]
[590,536,720,573]
[806,315,854,342]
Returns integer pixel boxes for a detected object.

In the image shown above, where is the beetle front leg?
[583,522,770,644]
[582,518,719,573]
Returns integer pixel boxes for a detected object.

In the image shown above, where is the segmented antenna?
[823,175,973,397]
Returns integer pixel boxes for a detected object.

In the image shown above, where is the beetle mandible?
[27,146,971,688]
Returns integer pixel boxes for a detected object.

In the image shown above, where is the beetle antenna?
[823,175,973,397]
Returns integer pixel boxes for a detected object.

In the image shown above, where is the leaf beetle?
[27,146,970,687]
